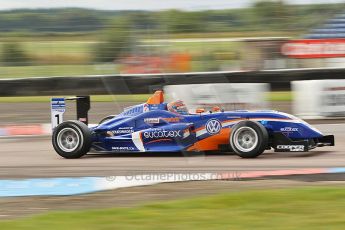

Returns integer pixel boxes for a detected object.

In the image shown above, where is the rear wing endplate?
[51,96,90,130]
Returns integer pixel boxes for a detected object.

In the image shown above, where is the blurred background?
[0,0,344,77]
[1,1,345,227]
[1,0,345,124]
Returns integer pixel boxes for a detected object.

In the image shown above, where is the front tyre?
[230,121,268,158]
[52,121,91,159]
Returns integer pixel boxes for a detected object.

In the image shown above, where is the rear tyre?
[52,121,91,159]
[230,120,268,158]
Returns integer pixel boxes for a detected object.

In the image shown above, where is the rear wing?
[51,96,90,130]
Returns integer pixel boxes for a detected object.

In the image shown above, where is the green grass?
[0,37,96,54]
[0,35,241,77]
[0,40,94,65]
[20,41,94,55]
[163,40,241,54]
[0,30,295,78]
[0,186,345,229]
[0,31,292,78]
[168,31,297,39]
[266,91,292,101]
[0,64,119,79]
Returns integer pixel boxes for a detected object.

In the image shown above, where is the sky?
[0,0,344,11]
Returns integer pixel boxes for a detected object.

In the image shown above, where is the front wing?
[272,132,334,152]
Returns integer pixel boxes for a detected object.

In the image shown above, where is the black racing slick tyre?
[52,121,91,159]
[230,120,268,158]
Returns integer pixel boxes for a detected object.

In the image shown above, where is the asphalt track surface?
[0,123,343,179]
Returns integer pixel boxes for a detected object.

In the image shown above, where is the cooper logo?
[280,127,298,132]
[277,145,304,151]
[143,130,181,139]
[205,119,222,135]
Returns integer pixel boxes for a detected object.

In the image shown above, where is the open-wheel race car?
[51,90,334,159]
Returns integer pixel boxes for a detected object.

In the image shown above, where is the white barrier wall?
[164,83,269,112]
[292,80,345,118]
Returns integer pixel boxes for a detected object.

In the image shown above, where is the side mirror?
[196,108,205,114]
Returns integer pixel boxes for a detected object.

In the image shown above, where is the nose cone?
[278,112,323,138]
[300,122,323,137]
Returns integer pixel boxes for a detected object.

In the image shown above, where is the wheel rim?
[57,128,80,152]
[233,127,258,152]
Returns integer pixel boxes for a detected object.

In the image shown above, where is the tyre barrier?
[0,124,50,137]
[0,124,98,137]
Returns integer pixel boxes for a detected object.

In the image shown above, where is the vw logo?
[205,119,222,135]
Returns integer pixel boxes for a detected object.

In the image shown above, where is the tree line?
[0,2,342,34]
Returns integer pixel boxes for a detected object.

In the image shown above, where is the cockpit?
[167,100,189,115]
[146,90,189,115]
[145,90,222,115]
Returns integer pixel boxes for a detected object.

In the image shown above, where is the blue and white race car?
[51,91,334,159]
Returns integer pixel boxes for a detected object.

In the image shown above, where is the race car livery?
[51,91,334,159]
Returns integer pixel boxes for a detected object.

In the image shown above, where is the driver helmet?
[167,100,188,115]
